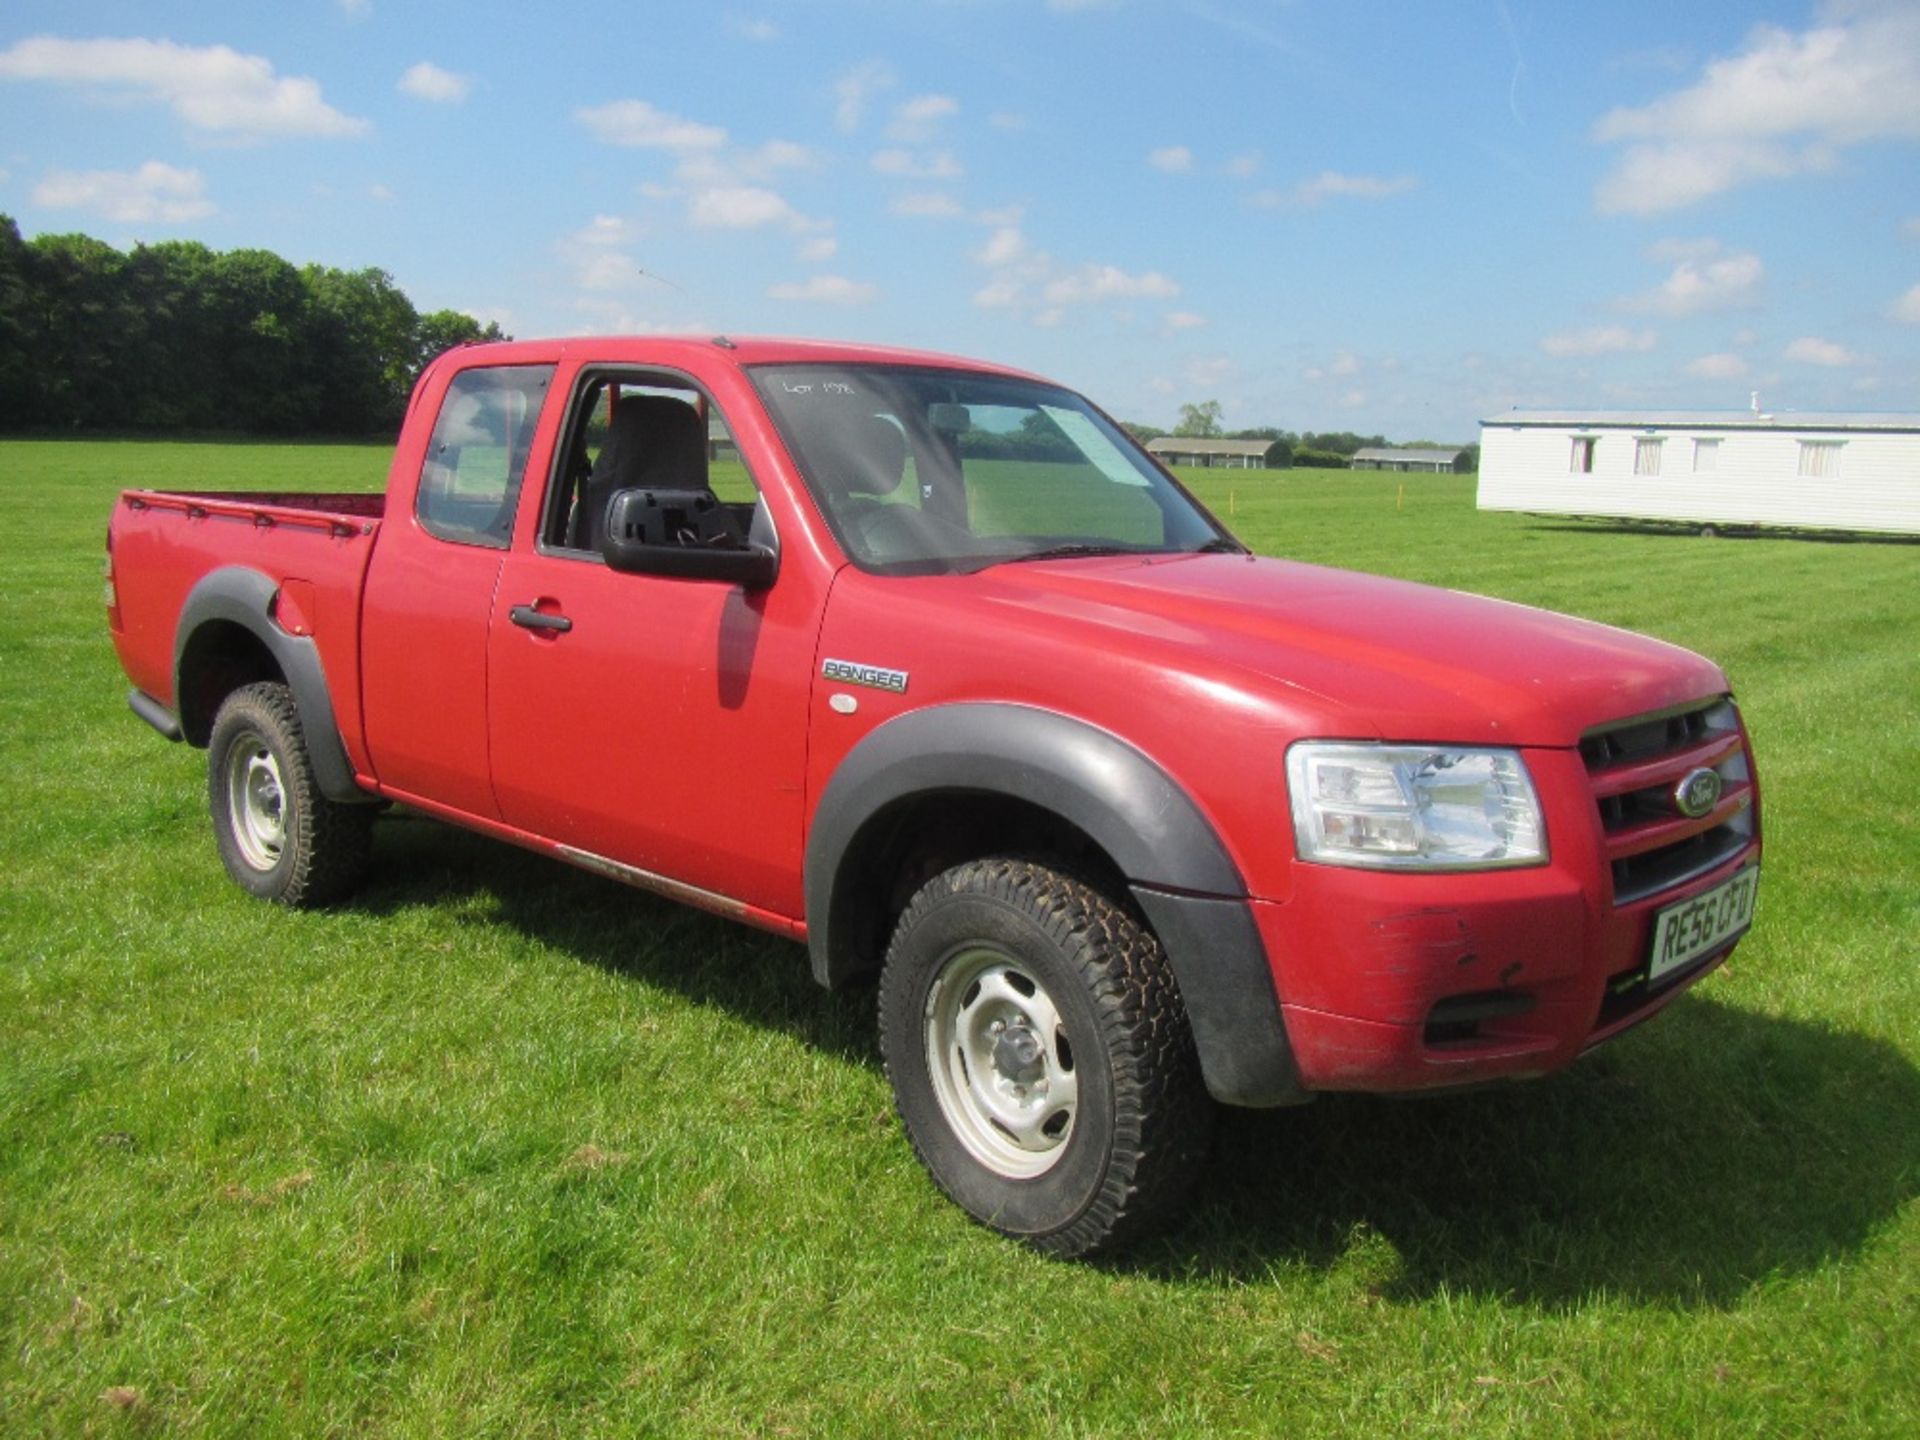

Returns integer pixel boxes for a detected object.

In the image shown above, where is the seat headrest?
[594,393,709,490]
[829,413,909,497]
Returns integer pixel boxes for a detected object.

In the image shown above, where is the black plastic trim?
[1130,885,1306,1108]
[804,703,1300,1104]
[174,566,374,804]
[128,688,183,741]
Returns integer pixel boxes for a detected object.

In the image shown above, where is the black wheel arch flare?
[172,566,372,805]
[805,702,1305,1107]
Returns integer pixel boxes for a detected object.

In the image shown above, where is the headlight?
[1285,743,1546,871]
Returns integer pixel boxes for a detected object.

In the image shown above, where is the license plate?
[1648,866,1759,983]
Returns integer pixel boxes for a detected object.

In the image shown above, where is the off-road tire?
[879,857,1215,1257]
[207,682,371,907]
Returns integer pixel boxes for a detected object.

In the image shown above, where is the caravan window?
[1797,441,1843,479]
[1634,438,1664,476]
[1693,438,1720,473]
[1570,436,1597,473]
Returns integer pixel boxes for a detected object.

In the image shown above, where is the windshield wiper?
[1192,537,1246,554]
[999,542,1139,566]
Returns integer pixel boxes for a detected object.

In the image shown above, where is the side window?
[417,364,554,547]
[544,374,761,554]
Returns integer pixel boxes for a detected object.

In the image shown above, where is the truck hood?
[961,553,1728,748]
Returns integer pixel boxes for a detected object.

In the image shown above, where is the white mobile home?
[1477,410,1920,535]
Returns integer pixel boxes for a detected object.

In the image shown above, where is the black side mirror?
[600,487,777,588]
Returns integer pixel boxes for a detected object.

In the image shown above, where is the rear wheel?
[207,682,371,906]
[879,858,1215,1257]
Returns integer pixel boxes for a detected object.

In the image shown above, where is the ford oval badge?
[1674,767,1723,819]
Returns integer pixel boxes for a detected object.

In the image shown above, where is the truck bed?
[108,488,386,732]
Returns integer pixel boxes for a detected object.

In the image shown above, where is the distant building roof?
[1483,409,1920,434]
[1144,436,1277,457]
[1351,447,1467,464]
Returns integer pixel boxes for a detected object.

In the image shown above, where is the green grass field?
[2,439,1915,1437]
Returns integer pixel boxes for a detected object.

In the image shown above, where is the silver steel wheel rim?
[924,946,1079,1179]
[225,729,286,872]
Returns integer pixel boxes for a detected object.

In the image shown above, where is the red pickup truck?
[106,336,1761,1254]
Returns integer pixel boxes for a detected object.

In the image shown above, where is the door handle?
[509,604,572,634]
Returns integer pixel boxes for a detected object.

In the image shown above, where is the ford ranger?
[104,336,1762,1255]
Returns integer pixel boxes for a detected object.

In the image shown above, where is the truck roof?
[434,334,1048,382]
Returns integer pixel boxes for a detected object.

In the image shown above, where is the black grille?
[1582,697,1755,907]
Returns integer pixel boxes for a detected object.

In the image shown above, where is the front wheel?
[207,682,371,907]
[879,858,1215,1257]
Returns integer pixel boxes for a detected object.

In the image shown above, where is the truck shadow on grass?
[360,818,1917,1310]
[1130,1006,1920,1307]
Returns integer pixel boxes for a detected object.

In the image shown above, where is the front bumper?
[1256,743,1761,1094]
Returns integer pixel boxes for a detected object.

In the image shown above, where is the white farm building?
[1477,410,1920,536]
[1145,436,1283,469]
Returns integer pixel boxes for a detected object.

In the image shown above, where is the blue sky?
[3,0,1917,440]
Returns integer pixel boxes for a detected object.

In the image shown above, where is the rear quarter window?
[417,364,554,547]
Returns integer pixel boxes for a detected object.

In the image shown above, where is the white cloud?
[689,185,800,229]
[974,204,1024,226]
[1032,308,1065,329]
[1043,264,1179,305]
[871,148,963,180]
[1645,236,1722,262]
[769,274,877,304]
[1254,171,1419,208]
[800,235,839,262]
[1905,216,1920,240]
[675,138,818,187]
[976,226,1027,266]
[398,61,469,104]
[889,94,958,141]
[834,61,895,132]
[338,1,371,19]
[33,161,213,222]
[368,182,394,202]
[576,99,726,151]
[1631,246,1764,314]
[1686,352,1749,378]
[891,191,965,219]
[989,112,1028,132]
[1593,5,1920,213]
[575,251,635,291]
[1892,283,1920,323]
[972,278,1022,308]
[575,214,637,246]
[1147,145,1193,173]
[1540,325,1658,356]
[1186,356,1235,388]
[728,16,779,42]
[1330,351,1362,376]
[0,35,369,140]
[1784,335,1859,366]
[1162,310,1207,332]
[1226,151,1261,178]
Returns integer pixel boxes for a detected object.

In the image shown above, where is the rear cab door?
[360,355,559,818]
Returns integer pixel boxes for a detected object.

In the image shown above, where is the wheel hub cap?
[992,1026,1046,1085]
[924,948,1079,1178]
[226,731,287,872]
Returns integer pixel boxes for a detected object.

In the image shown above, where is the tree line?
[0,215,505,437]
[1122,399,1475,470]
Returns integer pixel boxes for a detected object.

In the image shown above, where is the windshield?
[751,364,1235,573]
